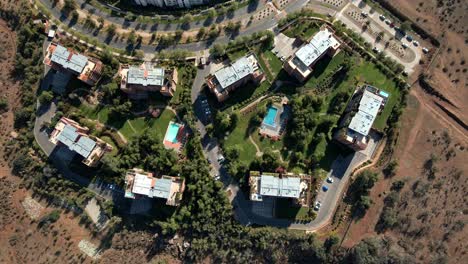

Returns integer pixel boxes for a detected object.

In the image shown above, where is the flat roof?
[56,124,96,158]
[50,44,88,73]
[294,28,339,67]
[213,54,259,91]
[259,174,301,198]
[131,173,173,199]
[348,90,384,136]
[127,65,165,86]
[132,173,154,196]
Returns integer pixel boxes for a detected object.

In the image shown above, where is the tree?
[207,9,216,19]
[38,91,54,105]
[400,21,412,32]
[106,24,117,36]
[62,0,76,13]
[0,98,8,114]
[197,27,206,39]
[210,43,227,58]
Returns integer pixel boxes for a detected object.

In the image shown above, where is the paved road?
[37,0,308,53]
[70,0,266,32]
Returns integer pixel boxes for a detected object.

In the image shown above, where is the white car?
[361,12,368,17]
[402,43,408,49]
[314,201,322,211]
[214,175,221,181]
[327,177,334,184]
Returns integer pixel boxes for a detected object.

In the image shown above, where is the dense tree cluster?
[347,170,379,218]
[100,132,178,185]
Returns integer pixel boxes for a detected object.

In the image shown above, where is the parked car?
[314,201,322,211]
[327,177,334,184]
[385,19,391,25]
[217,154,225,163]
[422,47,429,53]
[402,43,408,49]
[361,12,368,17]
[389,23,395,28]
[372,47,381,53]
[214,175,221,181]
[412,40,419,46]
[406,35,413,41]
[322,185,329,192]
[379,14,386,20]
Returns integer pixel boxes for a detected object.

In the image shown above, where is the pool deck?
[163,121,186,152]
[259,102,290,140]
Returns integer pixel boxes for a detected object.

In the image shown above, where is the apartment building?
[283,27,340,82]
[124,168,185,206]
[335,85,389,151]
[206,54,265,102]
[49,117,113,167]
[119,63,178,98]
[43,43,103,86]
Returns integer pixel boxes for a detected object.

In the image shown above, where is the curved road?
[37,0,309,53]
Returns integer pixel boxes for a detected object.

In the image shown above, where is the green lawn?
[275,199,314,221]
[256,49,283,81]
[302,51,347,91]
[263,50,283,75]
[224,100,285,164]
[78,103,176,142]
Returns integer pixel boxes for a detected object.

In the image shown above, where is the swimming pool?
[165,122,181,143]
[379,90,389,98]
[263,106,278,127]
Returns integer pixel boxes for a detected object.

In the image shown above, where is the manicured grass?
[256,53,274,81]
[302,51,347,90]
[275,199,313,221]
[218,81,272,110]
[263,50,283,76]
[223,112,257,163]
[224,100,284,164]
[78,104,175,142]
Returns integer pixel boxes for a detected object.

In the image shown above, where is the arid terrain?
[331,2,468,263]
[389,0,468,122]
[0,19,98,264]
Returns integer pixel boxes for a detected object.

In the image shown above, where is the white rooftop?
[50,44,88,74]
[348,90,384,136]
[132,172,154,196]
[127,65,165,87]
[131,172,173,199]
[294,28,339,67]
[259,174,301,198]
[213,54,259,91]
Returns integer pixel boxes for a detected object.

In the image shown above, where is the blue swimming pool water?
[379,90,389,98]
[263,106,278,127]
[166,123,180,143]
